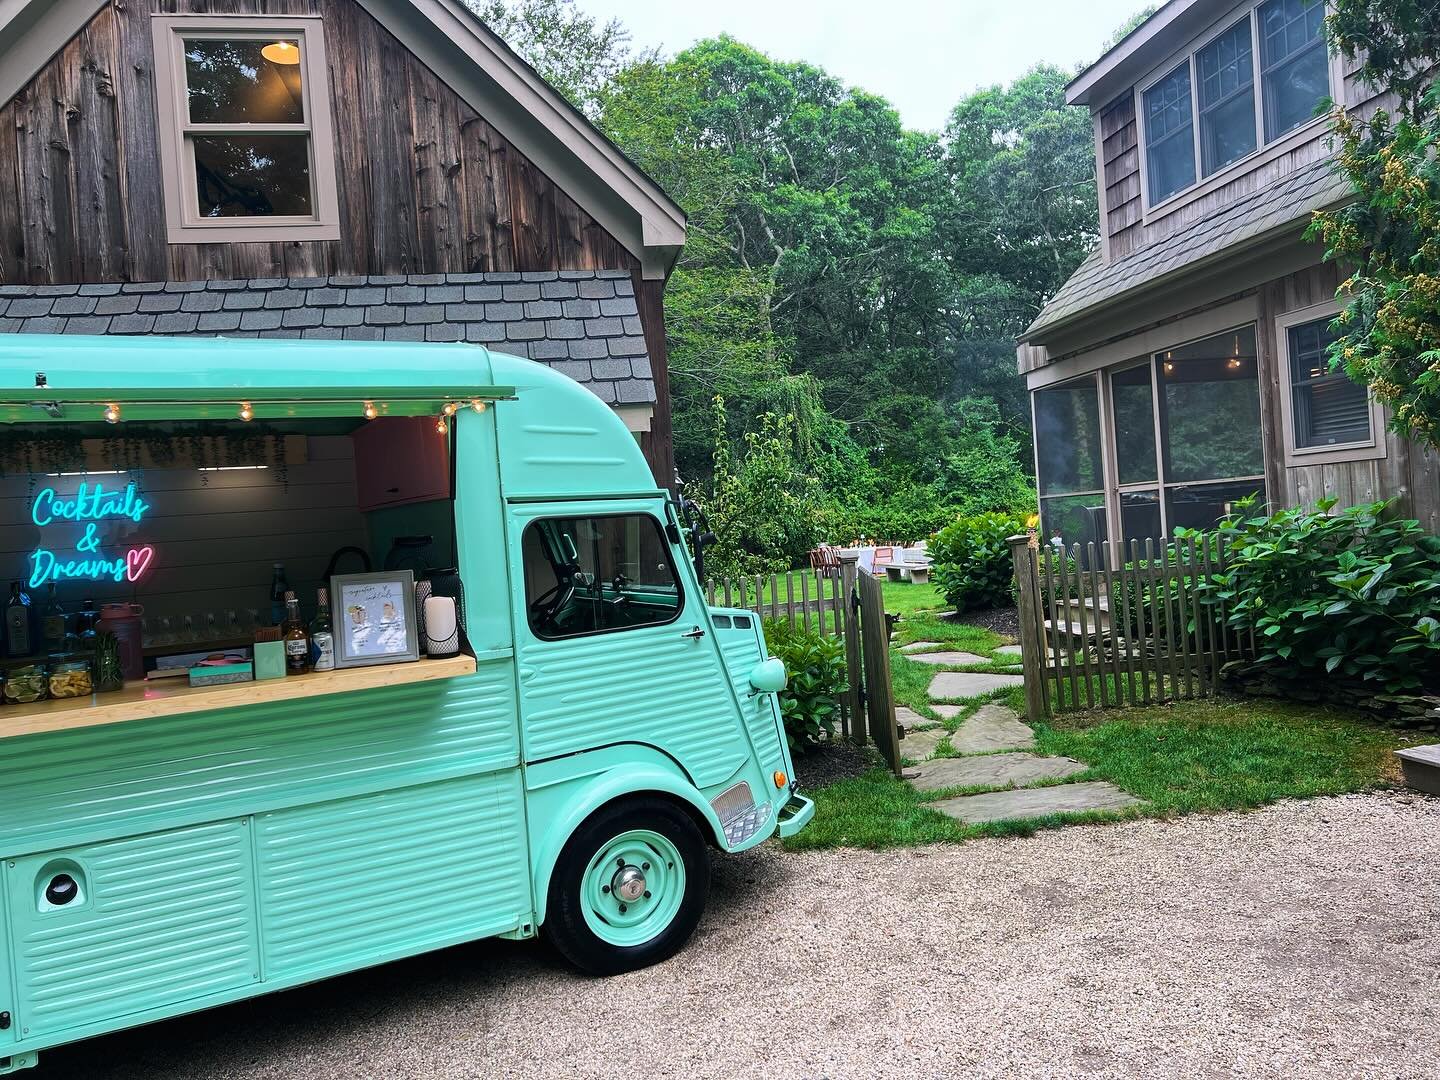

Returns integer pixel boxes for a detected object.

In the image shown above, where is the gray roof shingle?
[1024,159,1352,342]
[0,270,655,408]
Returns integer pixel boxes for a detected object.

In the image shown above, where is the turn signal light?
[773,770,788,789]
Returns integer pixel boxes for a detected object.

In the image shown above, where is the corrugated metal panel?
[0,663,518,857]
[255,773,531,978]
[8,821,259,1038]
[716,629,784,772]
[518,622,749,787]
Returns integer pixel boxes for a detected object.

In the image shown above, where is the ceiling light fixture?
[261,40,301,65]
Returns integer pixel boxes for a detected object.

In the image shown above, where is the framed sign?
[330,571,419,668]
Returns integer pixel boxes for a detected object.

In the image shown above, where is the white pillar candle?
[423,596,458,644]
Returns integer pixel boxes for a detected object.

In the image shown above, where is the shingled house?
[0,0,686,484]
[1018,0,1439,549]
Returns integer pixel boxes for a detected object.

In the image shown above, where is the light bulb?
[470,399,487,414]
[435,416,448,435]
[442,401,459,417]
[103,402,121,424]
[238,402,254,421]
[362,401,378,420]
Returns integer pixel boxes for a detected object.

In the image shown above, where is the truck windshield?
[522,514,681,640]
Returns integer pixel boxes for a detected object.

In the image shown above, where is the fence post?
[1008,534,1049,723]
[839,553,865,746]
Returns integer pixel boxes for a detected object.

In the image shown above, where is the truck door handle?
[681,626,706,640]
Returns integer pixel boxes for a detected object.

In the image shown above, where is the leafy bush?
[930,511,1029,613]
[1194,498,1440,692]
[763,619,847,751]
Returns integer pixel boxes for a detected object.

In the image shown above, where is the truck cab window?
[523,515,682,639]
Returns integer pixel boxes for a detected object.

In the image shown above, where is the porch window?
[1154,326,1266,528]
[1034,377,1107,551]
[151,16,340,244]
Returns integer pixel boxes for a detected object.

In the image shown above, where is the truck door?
[511,502,750,789]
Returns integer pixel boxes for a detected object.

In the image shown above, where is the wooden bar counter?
[0,654,479,741]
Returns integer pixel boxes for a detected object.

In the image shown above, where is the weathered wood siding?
[0,0,636,284]
[1099,93,1141,260]
[1258,263,1440,532]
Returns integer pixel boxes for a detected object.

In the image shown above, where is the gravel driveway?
[44,792,1439,1080]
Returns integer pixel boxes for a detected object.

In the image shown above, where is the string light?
[362,401,378,420]
[442,402,459,417]
[470,399,487,414]
[103,403,121,424]
[435,416,448,435]
[238,401,254,421]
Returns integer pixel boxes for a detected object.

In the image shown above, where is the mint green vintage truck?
[0,335,812,1073]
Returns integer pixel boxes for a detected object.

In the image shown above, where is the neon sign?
[28,481,156,589]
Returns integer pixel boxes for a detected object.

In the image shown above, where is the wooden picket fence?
[706,557,901,774]
[1008,533,1255,722]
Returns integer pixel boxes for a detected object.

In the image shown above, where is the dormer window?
[1139,0,1331,209]
[151,16,340,244]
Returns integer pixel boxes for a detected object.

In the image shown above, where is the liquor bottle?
[309,587,335,672]
[282,591,309,675]
[41,584,66,654]
[5,582,31,658]
[269,563,290,626]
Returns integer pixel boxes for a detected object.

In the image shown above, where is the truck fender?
[525,745,726,926]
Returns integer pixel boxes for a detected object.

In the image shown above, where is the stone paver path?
[909,753,1087,792]
[950,704,1035,753]
[930,782,1144,824]
[895,706,929,730]
[900,641,943,653]
[900,727,950,762]
[902,638,1146,826]
[929,671,1024,698]
[906,650,989,666]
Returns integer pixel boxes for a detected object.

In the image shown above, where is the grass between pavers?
[783,696,1420,851]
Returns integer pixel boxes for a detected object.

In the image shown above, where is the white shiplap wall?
[0,436,367,627]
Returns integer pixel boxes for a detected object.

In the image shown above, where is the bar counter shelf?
[0,654,479,741]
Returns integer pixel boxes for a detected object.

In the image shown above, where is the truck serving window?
[523,515,682,640]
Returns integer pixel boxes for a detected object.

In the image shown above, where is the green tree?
[1308,1,1440,448]
[466,0,639,116]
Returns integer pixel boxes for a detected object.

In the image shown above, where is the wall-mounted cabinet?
[351,417,451,512]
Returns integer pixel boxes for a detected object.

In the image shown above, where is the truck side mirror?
[747,658,787,695]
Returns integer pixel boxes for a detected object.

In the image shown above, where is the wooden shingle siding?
[1099,93,1142,259]
[0,0,636,285]
[1260,262,1440,533]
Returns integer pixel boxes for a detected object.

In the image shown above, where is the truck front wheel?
[545,797,709,975]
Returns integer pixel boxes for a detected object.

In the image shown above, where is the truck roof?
[0,334,513,420]
[0,334,661,497]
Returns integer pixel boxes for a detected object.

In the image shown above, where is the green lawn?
[784,697,1416,851]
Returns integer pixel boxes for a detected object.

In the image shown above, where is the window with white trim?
[1139,0,1331,207]
[151,16,340,244]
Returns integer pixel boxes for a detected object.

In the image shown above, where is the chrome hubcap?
[612,865,646,903]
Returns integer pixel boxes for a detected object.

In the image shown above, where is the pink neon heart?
[125,546,154,582]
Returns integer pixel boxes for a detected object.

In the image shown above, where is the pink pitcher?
[97,602,145,682]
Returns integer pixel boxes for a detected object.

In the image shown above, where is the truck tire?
[545,797,709,975]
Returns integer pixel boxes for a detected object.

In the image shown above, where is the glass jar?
[3,663,49,705]
[48,657,93,699]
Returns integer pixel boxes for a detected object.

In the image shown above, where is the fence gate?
[1008,533,1252,722]
[856,572,901,775]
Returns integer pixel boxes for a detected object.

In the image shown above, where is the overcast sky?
[571,0,1144,131]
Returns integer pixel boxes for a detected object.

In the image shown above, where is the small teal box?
[188,662,254,688]
[253,641,287,681]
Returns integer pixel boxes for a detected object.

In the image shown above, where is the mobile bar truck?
[0,335,812,1074]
